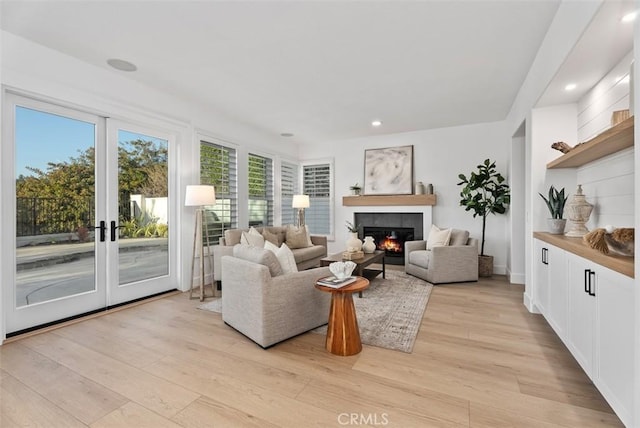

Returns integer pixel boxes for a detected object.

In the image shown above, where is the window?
[200,140,237,244]
[248,153,273,227]
[302,162,333,237]
[280,161,299,226]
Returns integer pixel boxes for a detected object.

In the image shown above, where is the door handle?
[110,221,119,242]
[588,271,596,296]
[95,221,106,242]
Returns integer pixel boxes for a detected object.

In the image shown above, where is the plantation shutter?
[200,141,238,245]
[281,161,299,226]
[248,153,274,227]
[303,163,331,235]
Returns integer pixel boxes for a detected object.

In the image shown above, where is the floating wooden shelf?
[342,194,436,206]
[533,231,633,278]
[547,116,634,169]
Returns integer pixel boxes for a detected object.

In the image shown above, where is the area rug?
[197,270,432,353]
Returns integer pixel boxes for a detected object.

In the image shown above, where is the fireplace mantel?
[342,194,436,206]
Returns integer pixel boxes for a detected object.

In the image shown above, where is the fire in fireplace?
[363,226,414,265]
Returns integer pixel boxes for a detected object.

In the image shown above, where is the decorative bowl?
[329,261,357,279]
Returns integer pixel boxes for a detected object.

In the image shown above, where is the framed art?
[363,145,414,195]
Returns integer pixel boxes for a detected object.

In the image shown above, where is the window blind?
[280,161,299,226]
[200,141,237,245]
[303,163,331,235]
[248,153,273,227]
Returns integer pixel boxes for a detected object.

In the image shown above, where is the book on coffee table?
[317,275,357,288]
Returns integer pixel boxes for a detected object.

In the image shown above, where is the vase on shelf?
[362,236,376,253]
[565,184,594,237]
[346,232,362,252]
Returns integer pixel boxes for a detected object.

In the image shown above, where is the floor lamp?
[292,194,310,228]
[185,185,216,301]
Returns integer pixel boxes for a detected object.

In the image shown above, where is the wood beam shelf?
[547,116,634,169]
[342,194,436,206]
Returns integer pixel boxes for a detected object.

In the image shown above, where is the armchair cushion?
[408,250,430,269]
[233,244,283,277]
[449,229,470,246]
[426,224,452,250]
[240,227,265,247]
[264,241,298,274]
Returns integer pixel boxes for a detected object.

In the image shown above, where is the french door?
[4,94,176,334]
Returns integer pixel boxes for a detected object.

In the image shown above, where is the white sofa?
[221,244,331,347]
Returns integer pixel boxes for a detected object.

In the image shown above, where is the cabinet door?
[533,240,549,315]
[595,267,634,425]
[546,245,567,339]
[566,253,596,376]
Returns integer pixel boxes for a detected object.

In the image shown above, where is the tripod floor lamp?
[292,194,310,227]
[185,185,216,301]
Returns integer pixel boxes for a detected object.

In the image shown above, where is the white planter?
[547,218,567,235]
[346,232,362,252]
[362,236,376,253]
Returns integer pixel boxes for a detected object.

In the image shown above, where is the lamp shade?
[185,185,216,206]
[292,194,310,208]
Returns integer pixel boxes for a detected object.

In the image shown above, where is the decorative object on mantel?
[551,141,575,154]
[415,181,425,195]
[565,184,594,237]
[583,226,634,256]
[426,183,433,194]
[363,145,413,195]
[345,221,363,254]
[362,236,376,253]
[457,159,511,277]
[349,183,362,196]
[539,185,568,235]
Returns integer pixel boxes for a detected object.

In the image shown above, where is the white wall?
[300,120,512,275]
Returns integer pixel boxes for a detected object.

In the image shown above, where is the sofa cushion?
[224,229,244,246]
[240,227,265,247]
[285,225,312,249]
[449,229,470,246]
[427,224,451,250]
[264,241,298,274]
[262,229,280,246]
[233,244,283,277]
[292,245,326,264]
[409,250,430,269]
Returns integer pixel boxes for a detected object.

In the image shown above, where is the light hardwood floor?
[0,274,623,427]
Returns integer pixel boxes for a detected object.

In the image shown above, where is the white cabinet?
[595,266,635,425]
[534,241,635,427]
[566,252,596,375]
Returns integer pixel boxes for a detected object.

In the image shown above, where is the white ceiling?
[0,0,628,144]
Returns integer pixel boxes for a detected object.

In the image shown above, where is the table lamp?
[185,185,216,301]
[292,194,310,228]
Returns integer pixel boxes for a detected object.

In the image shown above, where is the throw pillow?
[233,244,283,277]
[264,241,298,274]
[449,229,470,246]
[285,225,311,249]
[262,229,280,246]
[426,224,452,250]
[240,226,265,247]
[304,225,314,247]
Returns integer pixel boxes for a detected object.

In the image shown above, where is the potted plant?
[457,159,511,277]
[349,183,362,196]
[345,221,362,252]
[539,185,568,234]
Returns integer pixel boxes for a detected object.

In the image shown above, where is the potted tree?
[539,185,568,234]
[457,159,511,277]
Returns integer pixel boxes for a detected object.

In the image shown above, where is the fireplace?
[354,212,423,265]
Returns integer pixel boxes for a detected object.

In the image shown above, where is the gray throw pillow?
[285,225,311,249]
[449,229,470,246]
[232,244,283,277]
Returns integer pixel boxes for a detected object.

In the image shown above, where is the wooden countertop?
[533,232,634,278]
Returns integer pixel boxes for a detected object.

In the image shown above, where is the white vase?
[362,236,376,253]
[346,232,362,252]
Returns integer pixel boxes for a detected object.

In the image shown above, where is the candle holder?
[565,184,594,237]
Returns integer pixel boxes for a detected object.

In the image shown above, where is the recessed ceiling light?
[564,83,577,91]
[371,120,382,127]
[107,58,137,72]
[621,11,637,22]
[280,132,294,137]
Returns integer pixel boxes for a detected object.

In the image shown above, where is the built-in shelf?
[533,231,633,278]
[342,194,436,206]
[547,116,634,169]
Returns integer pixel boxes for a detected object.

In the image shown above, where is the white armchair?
[221,244,331,348]
[405,229,479,284]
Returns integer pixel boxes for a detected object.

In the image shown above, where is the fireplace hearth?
[354,212,423,265]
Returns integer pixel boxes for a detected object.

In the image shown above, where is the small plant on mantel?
[539,185,568,234]
[349,183,362,196]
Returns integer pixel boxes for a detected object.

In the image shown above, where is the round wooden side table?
[315,276,370,356]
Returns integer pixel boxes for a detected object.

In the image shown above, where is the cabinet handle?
[584,269,590,293]
[588,271,596,296]
[542,248,548,265]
